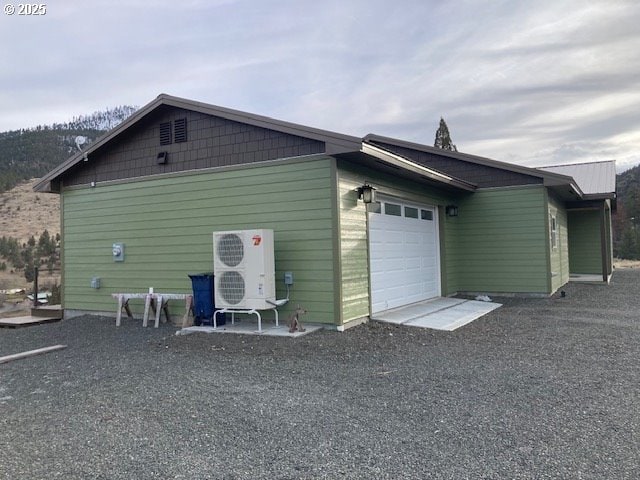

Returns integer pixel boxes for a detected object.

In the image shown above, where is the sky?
[1,0,640,172]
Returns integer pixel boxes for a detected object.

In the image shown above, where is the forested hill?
[614,164,640,258]
[617,165,640,217]
[0,106,137,192]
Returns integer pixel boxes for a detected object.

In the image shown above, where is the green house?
[35,95,616,330]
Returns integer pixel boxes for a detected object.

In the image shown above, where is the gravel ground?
[1,270,639,479]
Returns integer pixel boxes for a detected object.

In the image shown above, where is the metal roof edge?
[360,142,477,192]
[536,159,616,169]
[34,95,167,192]
[158,94,362,151]
[364,133,584,197]
[365,133,550,179]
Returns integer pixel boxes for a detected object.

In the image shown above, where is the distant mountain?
[0,106,137,193]
[613,165,640,259]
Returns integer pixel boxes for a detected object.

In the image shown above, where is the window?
[368,201,382,214]
[384,203,402,216]
[421,209,433,221]
[550,214,558,249]
[404,206,419,219]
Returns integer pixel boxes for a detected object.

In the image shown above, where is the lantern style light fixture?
[445,205,459,217]
[357,183,377,204]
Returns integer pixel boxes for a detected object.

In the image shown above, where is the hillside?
[613,164,640,259]
[0,178,60,292]
[0,105,137,193]
[0,178,60,243]
[0,107,137,295]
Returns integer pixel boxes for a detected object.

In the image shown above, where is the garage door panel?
[369,200,440,314]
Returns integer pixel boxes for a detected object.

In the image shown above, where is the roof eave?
[34,94,363,193]
[34,95,167,193]
[360,142,477,192]
[364,133,550,180]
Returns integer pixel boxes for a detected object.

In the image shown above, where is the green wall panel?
[445,186,550,294]
[568,209,603,275]
[548,192,570,292]
[336,160,459,322]
[62,159,338,324]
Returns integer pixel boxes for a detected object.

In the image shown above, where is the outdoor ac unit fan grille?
[218,271,246,305]
[216,233,244,267]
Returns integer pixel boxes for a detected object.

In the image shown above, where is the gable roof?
[537,160,616,199]
[34,94,363,192]
[35,94,607,204]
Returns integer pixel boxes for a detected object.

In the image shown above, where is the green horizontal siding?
[62,159,337,324]
[568,209,602,275]
[337,160,458,321]
[445,186,550,294]
[548,192,569,292]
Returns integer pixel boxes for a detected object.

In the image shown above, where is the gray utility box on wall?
[112,243,125,262]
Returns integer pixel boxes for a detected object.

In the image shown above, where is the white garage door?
[369,198,440,314]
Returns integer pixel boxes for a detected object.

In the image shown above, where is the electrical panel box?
[112,243,125,262]
[284,272,294,285]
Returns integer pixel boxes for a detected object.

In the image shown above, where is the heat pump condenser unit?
[213,229,276,310]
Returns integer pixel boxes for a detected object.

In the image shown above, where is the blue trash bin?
[188,273,225,326]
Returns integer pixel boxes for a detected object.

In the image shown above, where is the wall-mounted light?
[357,183,377,204]
[445,205,459,217]
[157,151,168,165]
[83,153,88,162]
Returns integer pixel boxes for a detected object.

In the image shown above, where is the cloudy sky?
[1,0,639,171]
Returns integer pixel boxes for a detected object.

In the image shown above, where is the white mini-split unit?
[213,229,276,310]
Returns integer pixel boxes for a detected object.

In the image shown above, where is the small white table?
[112,293,193,328]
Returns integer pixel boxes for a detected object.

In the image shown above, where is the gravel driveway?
[1,269,639,479]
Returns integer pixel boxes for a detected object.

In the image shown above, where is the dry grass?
[614,258,640,269]
[0,178,60,291]
[0,178,60,243]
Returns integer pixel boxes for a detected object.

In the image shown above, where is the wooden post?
[33,266,39,307]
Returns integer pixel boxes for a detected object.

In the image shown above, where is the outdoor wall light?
[357,183,377,204]
[157,151,168,165]
[445,205,459,217]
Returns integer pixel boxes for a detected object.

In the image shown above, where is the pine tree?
[434,117,457,152]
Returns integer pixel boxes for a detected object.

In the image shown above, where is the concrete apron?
[372,297,502,331]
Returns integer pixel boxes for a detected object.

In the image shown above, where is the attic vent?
[159,122,172,145]
[174,118,187,143]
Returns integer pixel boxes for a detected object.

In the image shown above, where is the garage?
[368,197,441,314]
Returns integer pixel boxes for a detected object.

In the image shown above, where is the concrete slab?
[176,321,323,337]
[372,297,467,324]
[373,298,502,331]
[569,274,605,283]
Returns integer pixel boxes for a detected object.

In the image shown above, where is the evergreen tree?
[434,117,458,152]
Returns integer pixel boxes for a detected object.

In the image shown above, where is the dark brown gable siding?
[64,106,325,186]
[371,141,542,188]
